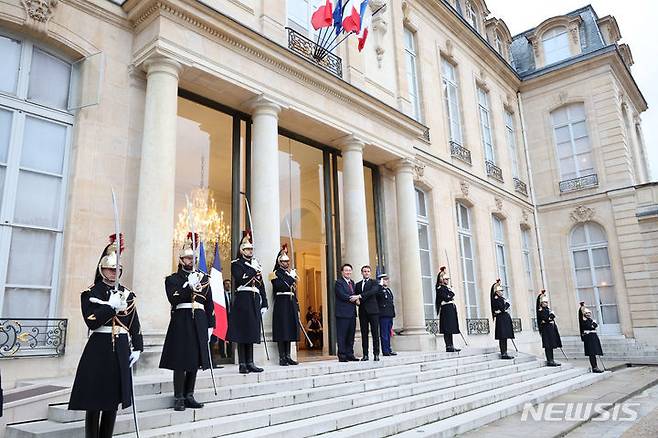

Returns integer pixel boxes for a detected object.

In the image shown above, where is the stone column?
[393,158,434,350]
[132,56,182,333]
[341,137,370,273]
[249,96,282,362]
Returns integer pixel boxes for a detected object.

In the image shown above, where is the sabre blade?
[185,195,197,272]
[111,188,121,294]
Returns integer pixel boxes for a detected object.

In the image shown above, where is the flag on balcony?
[333,0,344,35]
[209,242,228,341]
[342,0,362,34]
[311,0,334,30]
[357,0,371,51]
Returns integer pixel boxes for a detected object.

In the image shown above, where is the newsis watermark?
[521,402,640,422]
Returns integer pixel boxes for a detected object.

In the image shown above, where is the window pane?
[0,166,5,207]
[574,137,590,154]
[0,35,21,94]
[420,251,431,277]
[591,248,610,267]
[0,107,12,163]
[555,126,571,144]
[556,141,572,159]
[569,103,586,120]
[418,225,429,250]
[576,268,592,287]
[466,259,475,280]
[21,116,67,174]
[416,189,426,217]
[595,267,613,286]
[551,107,568,125]
[462,235,473,259]
[571,224,586,246]
[6,227,56,285]
[601,305,619,324]
[560,158,576,178]
[14,170,62,227]
[572,121,588,139]
[28,48,71,110]
[2,288,51,318]
[587,224,607,244]
[573,250,590,268]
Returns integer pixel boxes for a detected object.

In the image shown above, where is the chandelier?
[174,188,231,267]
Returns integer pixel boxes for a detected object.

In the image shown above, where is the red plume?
[439,266,446,272]
[108,233,125,253]
[281,243,289,253]
[186,232,200,248]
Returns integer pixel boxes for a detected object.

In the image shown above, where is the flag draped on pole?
[342,0,361,34]
[311,0,334,30]
[209,243,228,340]
[333,0,344,35]
[357,0,371,51]
[198,241,208,274]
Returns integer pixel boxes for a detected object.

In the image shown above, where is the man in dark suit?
[334,263,360,362]
[355,265,382,361]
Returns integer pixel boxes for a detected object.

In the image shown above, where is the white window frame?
[415,188,434,319]
[521,228,535,316]
[504,110,519,178]
[404,27,422,122]
[492,216,511,303]
[465,1,479,32]
[551,103,594,181]
[456,202,479,318]
[542,26,571,65]
[287,0,323,39]
[441,59,463,146]
[477,86,495,163]
[0,32,74,319]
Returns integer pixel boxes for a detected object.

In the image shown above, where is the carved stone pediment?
[21,0,58,33]
[570,205,595,223]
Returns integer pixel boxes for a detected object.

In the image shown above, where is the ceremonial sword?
[444,249,469,347]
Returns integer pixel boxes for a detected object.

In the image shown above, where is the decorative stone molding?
[370,0,388,68]
[21,0,58,33]
[412,160,425,181]
[570,205,595,223]
[522,209,530,224]
[494,197,503,211]
[460,181,470,198]
[558,90,568,105]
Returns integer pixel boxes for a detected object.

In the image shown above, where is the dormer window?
[542,26,570,64]
[465,1,479,32]
[494,31,503,54]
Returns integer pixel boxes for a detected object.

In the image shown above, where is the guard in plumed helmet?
[69,234,143,438]
[376,272,397,356]
[536,290,562,366]
[227,231,268,374]
[159,233,215,412]
[578,302,604,373]
[435,267,461,352]
[490,279,514,359]
[270,244,300,366]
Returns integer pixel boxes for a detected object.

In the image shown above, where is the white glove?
[108,292,125,310]
[261,307,267,317]
[129,350,141,367]
[208,328,214,339]
[289,269,298,280]
[187,272,203,291]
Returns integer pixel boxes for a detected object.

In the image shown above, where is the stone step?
[112,361,568,438]
[7,354,537,438]
[224,366,584,438]
[390,371,610,437]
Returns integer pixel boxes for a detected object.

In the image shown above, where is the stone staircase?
[560,335,658,362]
[5,348,609,438]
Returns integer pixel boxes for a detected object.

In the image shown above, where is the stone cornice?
[124,0,427,141]
[63,0,131,31]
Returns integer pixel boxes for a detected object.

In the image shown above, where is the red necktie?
[348,281,353,293]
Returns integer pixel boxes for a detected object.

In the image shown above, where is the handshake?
[349,294,362,305]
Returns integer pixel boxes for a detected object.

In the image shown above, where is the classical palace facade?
[0,0,655,388]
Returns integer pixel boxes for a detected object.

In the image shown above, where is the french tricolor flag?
[210,242,228,340]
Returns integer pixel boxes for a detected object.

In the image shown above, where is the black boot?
[545,348,560,366]
[85,410,100,438]
[98,410,117,438]
[589,355,603,373]
[238,343,249,374]
[184,370,204,409]
[285,342,298,365]
[278,342,289,366]
[246,344,264,373]
[173,370,186,411]
[500,339,513,359]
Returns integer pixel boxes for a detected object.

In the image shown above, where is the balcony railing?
[1,318,68,358]
[513,178,528,196]
[559,173,599,193]
[450,141,472,165]
[425,319,439,336]
[286,27,343,78]
[420,127,431,142]
[512,318,522,333]
[466,318,490,335]
[485,160,504,182]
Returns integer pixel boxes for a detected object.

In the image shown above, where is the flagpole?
[318,3,385,61]
[316,0,348,61]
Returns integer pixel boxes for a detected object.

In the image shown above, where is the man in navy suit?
[334,264,360,362]
[355,265,382,361]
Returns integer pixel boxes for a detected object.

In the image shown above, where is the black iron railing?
[0,318,68,358]
[425,319,439,336]
[512,318,522,333]
[450,141,472,165]
[466,318,490,335]
[286,27,343,78]
[559,173,598,193]
[485,160,504,182]
[513,178,528,196]
[421,127,431,142]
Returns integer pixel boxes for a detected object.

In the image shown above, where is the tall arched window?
[464,1,480,32]
[492,216,511,302]
[456,202,479,318]
[551,103,594,181]
[570,222,620,333]
[416,188,434,319]
[542,26,570,64]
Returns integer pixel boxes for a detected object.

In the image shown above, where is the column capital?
[247,94,283,117]
[143,55,183,79]
[393,157,415,174]
[337,134,366,153]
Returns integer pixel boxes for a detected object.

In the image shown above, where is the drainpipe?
[517,91,548,290]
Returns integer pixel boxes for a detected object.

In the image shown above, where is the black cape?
[69,282,143,411]
[490,283,514,340]
[227,257,268,344]
[159,266,215,371]
[271,268,300,342]
[435,281,460,335]
[579,307,603,356]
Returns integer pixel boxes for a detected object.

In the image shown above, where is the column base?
[392,332,438,352]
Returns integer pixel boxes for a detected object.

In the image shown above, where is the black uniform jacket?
[377,287,396,318]
[491,295,515,340]
[356,278,381,316]
[69,282,143,411]
[435,284,460,335]
[159,267,215,371]
[227,257,268,344]
[537,307,562,349]
[580,317,603,356]
[271,268,300,342]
